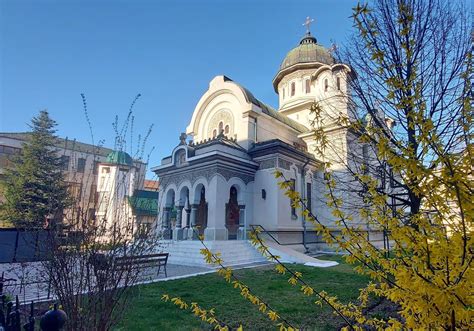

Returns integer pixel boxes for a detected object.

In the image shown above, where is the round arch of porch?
[225,177,247,205]
[177,181,192,206]
[224,177,248,240]
[190,177,209,204]
[164,184,177,207]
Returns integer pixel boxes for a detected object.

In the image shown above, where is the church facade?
[152,29,355,243]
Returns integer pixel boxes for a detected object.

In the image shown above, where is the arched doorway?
[178,186,190,229]
[164,189,175,239]
[226,186,240,240]
[195,186,208,236]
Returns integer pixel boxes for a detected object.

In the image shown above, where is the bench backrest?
[115,253,168,267]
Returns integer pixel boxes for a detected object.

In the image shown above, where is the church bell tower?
[272,17,352,131]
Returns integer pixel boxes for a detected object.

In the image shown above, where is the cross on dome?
[302,16,314,34]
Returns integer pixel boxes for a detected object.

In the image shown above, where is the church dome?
[279,33,334,70]
[273,32,334,92]
[105,150,133,166]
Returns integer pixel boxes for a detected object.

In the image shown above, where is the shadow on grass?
[114,255,368,331]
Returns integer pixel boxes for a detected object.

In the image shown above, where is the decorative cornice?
[159,166,255,188]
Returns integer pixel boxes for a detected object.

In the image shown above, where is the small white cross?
[302,16,314,34]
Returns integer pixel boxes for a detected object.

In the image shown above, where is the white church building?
[152,27,360,248]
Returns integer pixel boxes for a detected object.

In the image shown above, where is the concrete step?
[157,240,267,267]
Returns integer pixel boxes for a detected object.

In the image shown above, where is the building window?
[306,182,312,213]
[101,167,110,174]
[93,160,99,174]
[0,145,21,168]
[88,208,96,221]
[77,158,86,173]
[225,125,230,134]
[60,155,70,171]
[137,223,151,239]
[305,79,311,93]
[89,184,98,204]
[336,77,341,91]
[376,165,386,191]
[362,144,369,174]
[99,192,109,212]
[213,129,217,138]
[290,82,295,96]
[0,145,21,155]
[324,79,329,92]
[67,182,82,200]
[289,179,297,218]
[175,150,186,166]
[99,176,105,188]
[218,121,224,134]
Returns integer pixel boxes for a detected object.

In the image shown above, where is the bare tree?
[39,95,162,331]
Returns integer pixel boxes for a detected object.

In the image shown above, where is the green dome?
[106,150,133,166]
[279,34,334,70]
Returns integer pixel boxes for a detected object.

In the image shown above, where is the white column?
[188,204,198,240]
[173,205,184,240]
[204,176,228,240]
[237,205,246,240]
[162,207,172,239]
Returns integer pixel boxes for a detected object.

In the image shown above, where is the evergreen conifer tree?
[1,110,70,228]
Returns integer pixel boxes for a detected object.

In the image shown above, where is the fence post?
[13,296,20,331]
[22,301,34,331]
[0,277,5,327]
[5,301,12,329]
[12,231,20,263]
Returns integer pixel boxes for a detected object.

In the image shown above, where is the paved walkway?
[0,261,212,304]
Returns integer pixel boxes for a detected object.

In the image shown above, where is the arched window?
[336,77,341,91]
[175,150,186,166]
[218,121,224,133]
[213,129,217,138]
[230,186,238,203]
[290,82,295,96]
[305,79,311,93]
[324,79,329,92]
[224,125,230,134]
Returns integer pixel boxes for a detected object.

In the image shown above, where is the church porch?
[152,134,258,241]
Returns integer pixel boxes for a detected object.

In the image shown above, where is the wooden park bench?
[114,253,169,278]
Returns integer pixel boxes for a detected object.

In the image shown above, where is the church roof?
[105,150,133,166]
[222,77,309,133]
[128,189,158,216]
[249,139,319,166]
[280,33,334,71]
[191,131,246,152]
[273,33,334,91]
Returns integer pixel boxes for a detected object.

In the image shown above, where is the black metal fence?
[0,229,50,263]
[0,296,35,331]
[0,274,66,331]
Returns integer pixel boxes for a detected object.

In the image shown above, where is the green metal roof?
[128,189,158,216]
[279,34,334,70]
[105,150,133,166]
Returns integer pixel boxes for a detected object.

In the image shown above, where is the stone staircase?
[156,240,268,268]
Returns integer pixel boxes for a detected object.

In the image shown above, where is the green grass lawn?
[115,255,369,331]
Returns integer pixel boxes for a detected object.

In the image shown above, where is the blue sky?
[1,0,357,177]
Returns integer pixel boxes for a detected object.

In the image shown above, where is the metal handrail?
[249,224,332,246]
[249,224,285,245]
[249,224,387,246]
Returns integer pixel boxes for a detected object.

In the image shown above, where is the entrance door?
[225,187,240,240]
[195,187,208,236]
